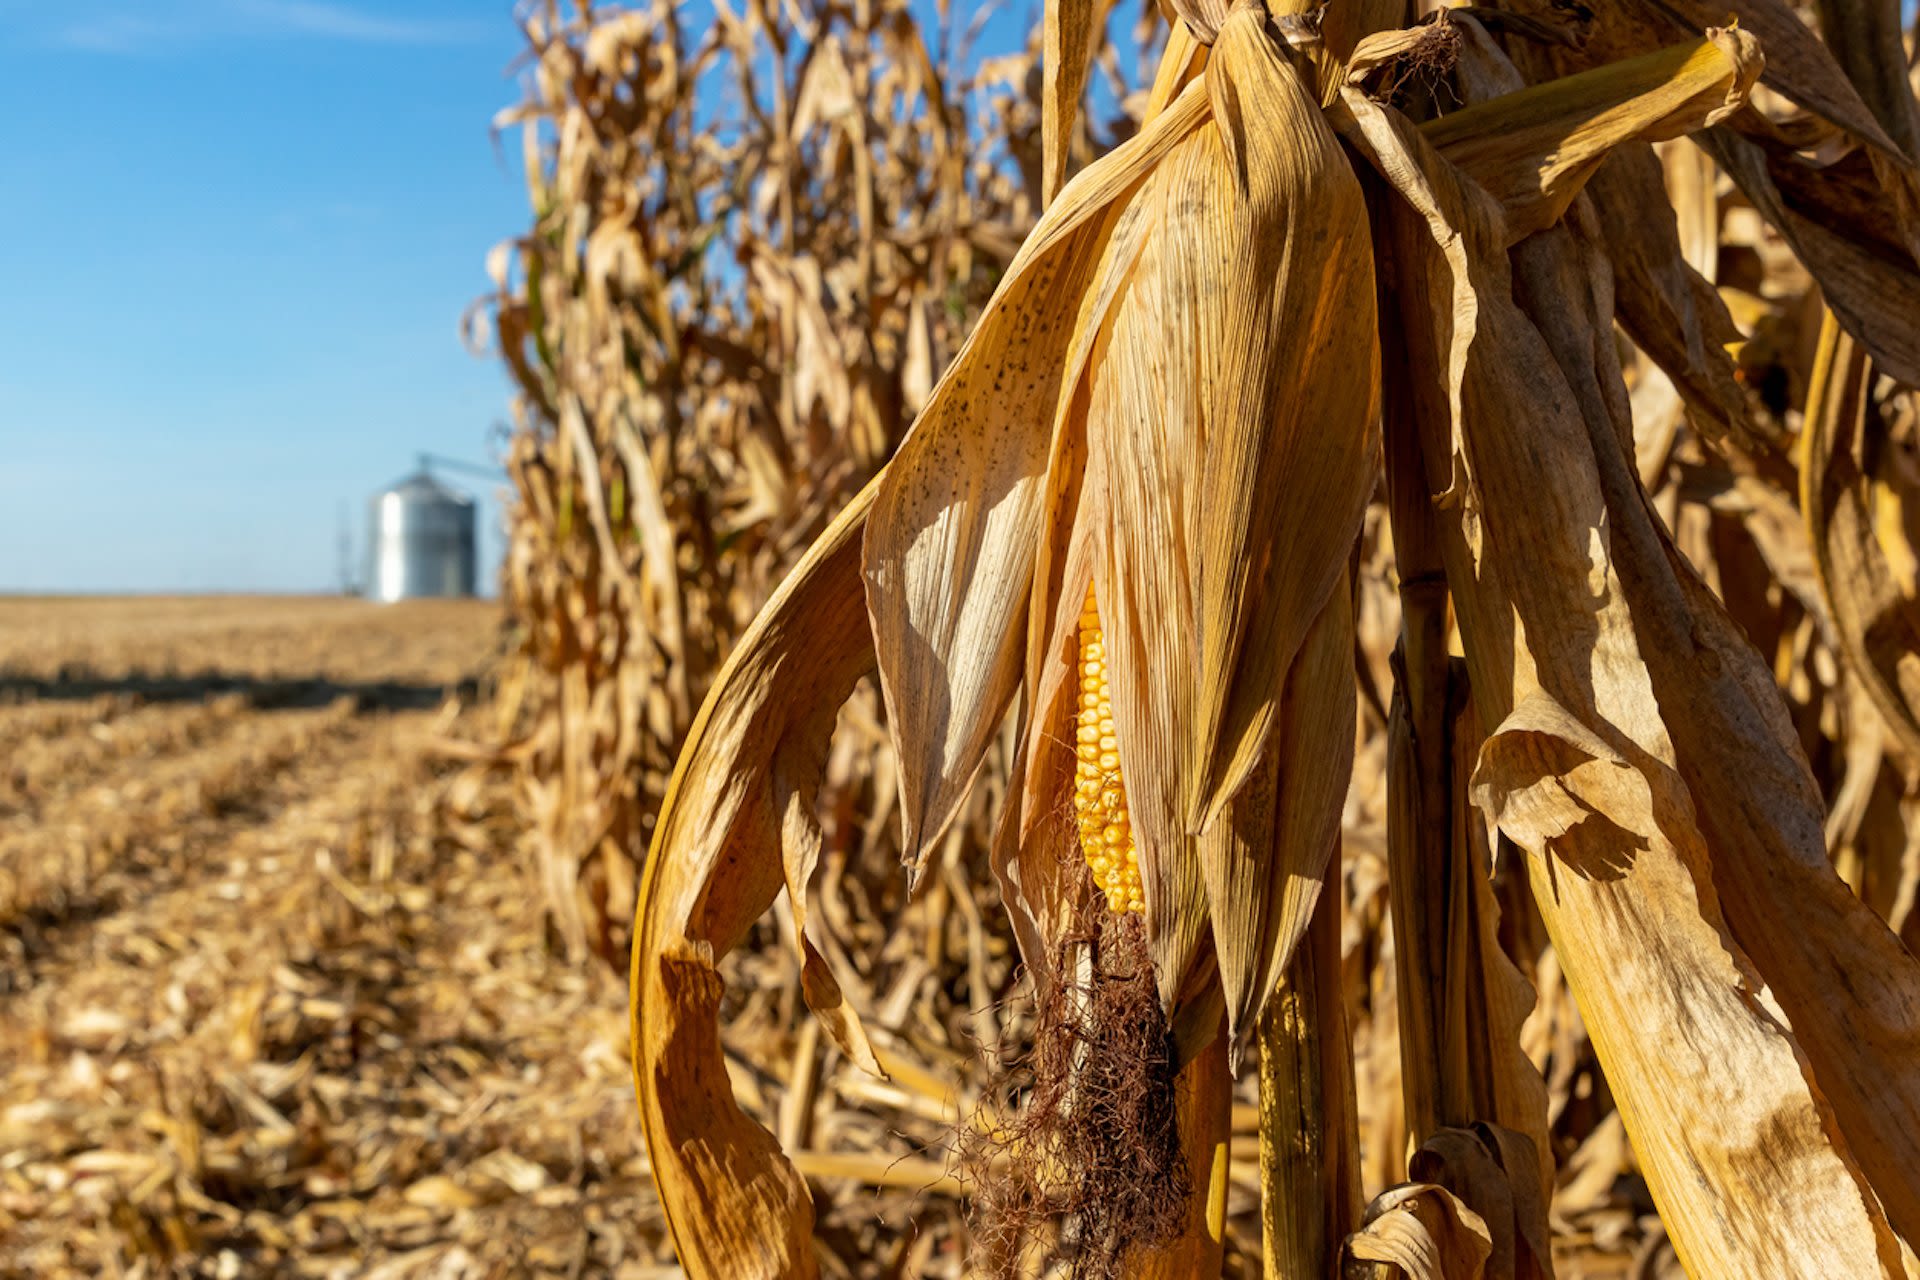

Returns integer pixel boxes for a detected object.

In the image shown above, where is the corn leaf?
[1801,313,1920,763]
[1420,28,1761,243]
[1343,83,1913,1274]
[1701,123,1920,387]
[1042,0,1095,205]
[1585,145,1752,449]
[1816,0,1920,161]
[1513,200,1920,1263]
[631,475,883,1280]
[1632,0,1908,157]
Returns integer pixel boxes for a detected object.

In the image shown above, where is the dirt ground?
[0,598,668,1279]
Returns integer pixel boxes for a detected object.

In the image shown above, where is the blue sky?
[0,0,527,593]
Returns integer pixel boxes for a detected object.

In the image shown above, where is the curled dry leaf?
[1419,28,1762,243]
[630,479,884,1280]
[1343,1180,1493,1280]
[1585,143,1754,451]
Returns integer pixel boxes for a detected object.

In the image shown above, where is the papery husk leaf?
[1342,1181,1493,1280]
[631,477,884,1280]
[994,430,1107,990]
[1094,127,1231,1012]
[1490,0,1920,379]
[1094,8,1375,1017]
[1228,578,1353,1063]
[995,32,1211,994]
[863,77,1208,883]
[1165,0,1227,49]
[1026,18,1206,708]
[1420,29,1761,243]
[1342,88,1914,1276]
[776,766,884,1082]
[978,33,1225,1056]
[1815,0,1920,261]
[1024,19,1204,705]
[1185,8,1378,830]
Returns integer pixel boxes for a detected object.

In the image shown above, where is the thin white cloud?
[53,15,181,54]
[228,0,490,44]
[50,1,489,53]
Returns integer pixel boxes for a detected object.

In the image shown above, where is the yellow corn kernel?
[1072,586,1142,915]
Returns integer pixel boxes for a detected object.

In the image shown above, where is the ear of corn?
[1073,588,1142,915]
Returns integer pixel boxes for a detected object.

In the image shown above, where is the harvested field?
[0,598,664,1278]
[0,597,1675,1279]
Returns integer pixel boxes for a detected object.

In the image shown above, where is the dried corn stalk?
[484,0,1049,965]
[626,2,1920,1277]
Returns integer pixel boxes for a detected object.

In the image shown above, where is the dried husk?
[1089,8,1377,1045]
[875,7,1376,1060]
[862,78,1210,884]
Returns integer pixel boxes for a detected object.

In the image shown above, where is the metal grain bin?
[366,469,477,602]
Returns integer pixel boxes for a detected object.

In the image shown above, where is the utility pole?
[337,501,357,596]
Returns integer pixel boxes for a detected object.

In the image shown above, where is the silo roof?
[381,469,475,505]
